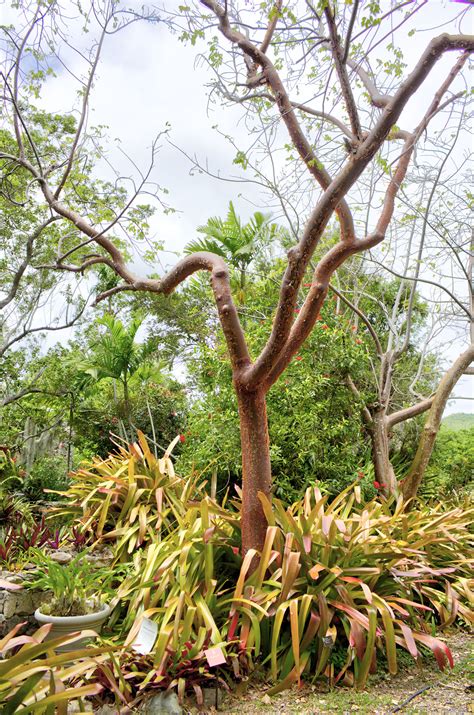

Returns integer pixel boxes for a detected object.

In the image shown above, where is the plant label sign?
[131,617,158,655]
[204,646,226,667]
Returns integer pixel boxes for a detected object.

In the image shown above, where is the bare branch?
[345,57,393,108]
[0,216,60,310]
[328,283,383,356]
[219,87,354,139]
[259,1,282,54]
[200,0,355,243]
[346,375,373,426]
[249,38,473,389]
[160,252,251,371]
[324,4,362,139]
[342,0,359,63]
[386,398,434,429]
[0,301,88,358]
[54,21,108,199]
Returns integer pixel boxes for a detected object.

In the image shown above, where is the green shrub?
[73,381,186,459]
[23,455,70,502]
[421,427,474,499]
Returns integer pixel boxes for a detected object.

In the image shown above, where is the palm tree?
[184,202,281,298]
[75,314,165,439]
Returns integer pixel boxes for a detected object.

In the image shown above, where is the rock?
[261,694,272,706]
[50,551,72,564]
[202,686,224,709]
[139,691,182,715]
[4,574,23,584]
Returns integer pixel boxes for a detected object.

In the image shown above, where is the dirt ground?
[191,631,473,715]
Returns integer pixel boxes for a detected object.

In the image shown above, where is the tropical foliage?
[420,427,474,499]
[0,624,117,713]
[0,434,472,709]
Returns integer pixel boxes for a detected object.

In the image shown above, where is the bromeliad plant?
[0,623,118,713]
[57,433,202,562]
[60,434,473,699]
[0,517,61,570]
[113,481,472,695]
[226,485,473,691]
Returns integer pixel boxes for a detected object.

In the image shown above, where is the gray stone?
[0,575,48,635]
[50,551,72,564]
[139,691,182,715]
[202,687,224,709]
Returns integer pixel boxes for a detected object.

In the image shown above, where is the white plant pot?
[34,603,111,652]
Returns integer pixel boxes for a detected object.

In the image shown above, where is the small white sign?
[131,617,158,655]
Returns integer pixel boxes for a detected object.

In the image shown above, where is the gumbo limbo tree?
[1,1,473,554]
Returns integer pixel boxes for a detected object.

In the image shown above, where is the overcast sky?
[2,0,473,412]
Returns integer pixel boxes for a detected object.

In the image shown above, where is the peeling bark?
[236,387,272,555]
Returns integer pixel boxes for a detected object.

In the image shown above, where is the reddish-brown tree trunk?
[236,387,272,555]
[368,410,397,494]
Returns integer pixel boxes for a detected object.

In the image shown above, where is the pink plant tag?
[204,646,226,667]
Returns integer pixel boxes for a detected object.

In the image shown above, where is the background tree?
[185,201,284,298]
[337,145,473,498]
[74,314,164,439]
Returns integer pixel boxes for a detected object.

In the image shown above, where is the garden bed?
[215,631,473,715]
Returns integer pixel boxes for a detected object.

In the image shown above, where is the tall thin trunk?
[67,393,74,473]
[402,344,474,501]
[236,387,272,555]
[146,395,158,458]
[122,375,133,440]
[368,409,397,494]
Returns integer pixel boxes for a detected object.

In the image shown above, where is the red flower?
[321,323,329,330]
[373,481,381,489]
[357,471,364,479]
[179,434,186,443]
[351,325,357,332]
[294,308,300,314]
[295,355,302,361]
[303,282,313,287]
[356,338,363,344]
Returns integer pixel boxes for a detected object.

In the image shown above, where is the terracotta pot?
[34,603,111,652]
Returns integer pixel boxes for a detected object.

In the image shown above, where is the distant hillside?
[442,413,474,431]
